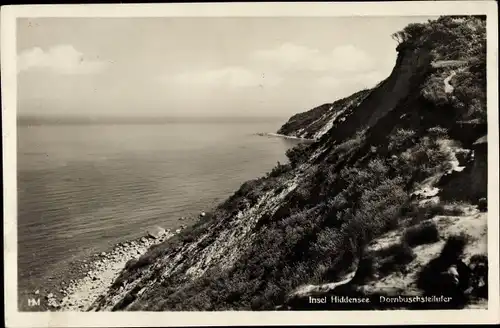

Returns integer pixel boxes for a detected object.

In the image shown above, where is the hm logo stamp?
[27,298,40,307]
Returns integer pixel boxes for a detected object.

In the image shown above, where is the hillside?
[276,89,373,140]
[71,16,487,311]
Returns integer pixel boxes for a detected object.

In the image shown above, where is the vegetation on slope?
[95,15,487,311]
[393,15,486,123]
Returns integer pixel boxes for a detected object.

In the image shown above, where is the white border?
[2,1,499,327]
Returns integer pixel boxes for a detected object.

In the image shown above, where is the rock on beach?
[147,226,166,239]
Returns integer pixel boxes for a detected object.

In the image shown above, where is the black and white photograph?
[2,1,499,327]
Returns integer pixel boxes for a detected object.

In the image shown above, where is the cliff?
[86,16,488,311]
[276,89,373,140]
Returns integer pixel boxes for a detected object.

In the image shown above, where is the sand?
[46,230,177,311]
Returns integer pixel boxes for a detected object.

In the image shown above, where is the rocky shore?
[40,224,190,311]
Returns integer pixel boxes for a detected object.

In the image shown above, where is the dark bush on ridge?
[393,243,416,266]
[379,242,416,275]
[403,221,440,247]
[440,233,469,259]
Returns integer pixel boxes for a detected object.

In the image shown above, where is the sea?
[16,117,301,307]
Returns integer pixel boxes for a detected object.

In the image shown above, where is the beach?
[43,226,182,311]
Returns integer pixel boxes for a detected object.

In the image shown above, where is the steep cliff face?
[90,16,488,311]
[277,44,433,142]
[276,89,373,140]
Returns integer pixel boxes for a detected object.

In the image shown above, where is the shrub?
[406,202,465,224]
[469,253,488,298]
[268,161,291,178]
[478,198,487,212]
[125,258,139,270]
[379,242,416,275]
[440,233,469,259]
[132,244,164,268]
[451,68,486,121]
[235,179,262,197]
[285,143,310,167]
[421,73,453,106]
[395,135,454,180]
[392,243,417,266]
[445,203,467,216]
[403,221,440,247]
[348,176,408,244]
[388,128,416,151]
[352,256,376,284]
[310,227,341,262]
[335,130,365,154]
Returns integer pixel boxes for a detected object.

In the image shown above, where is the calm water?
[17,119,298,297]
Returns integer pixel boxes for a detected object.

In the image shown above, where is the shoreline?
[20,132,299,312]
[255,132,316,143]
[33,224,191,312]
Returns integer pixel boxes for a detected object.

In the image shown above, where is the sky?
[17,16,437,118]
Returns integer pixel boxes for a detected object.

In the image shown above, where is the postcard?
[2,1,499,327]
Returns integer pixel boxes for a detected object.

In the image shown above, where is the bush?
[125,258,139,270]
[388,128,416,151]
[469,253,488,298]
[395,135,454,181]
[289,185,313,208]
[347,175,408,245]
[379,242,416,275]
[352,256,376,284]
[268,161,291,178]
[235,179,262,197]
[406,202,465,224]
[335,130,365,154]
[421,72,453,106]
[478,198,487,212]
[440,233,469,259]
[392,243,417,266]
[285,143,310,167]
[403,221,440,247]
[451,68,486,121]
